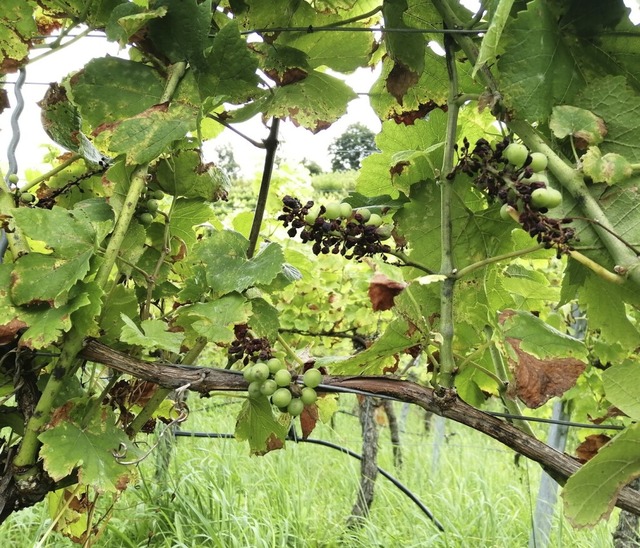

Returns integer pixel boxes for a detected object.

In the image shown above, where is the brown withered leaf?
[508,338,586,408]
[0,89,9,115]
[576,434,611,463]
[368,273,407,311]
[374,405,389,426]
[386,62,418,105]
[264,433,285,453]
[300,404,319,439]
[391,101,445,125]
[0,318,27,345]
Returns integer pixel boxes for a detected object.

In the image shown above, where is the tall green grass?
[0,396,618,547]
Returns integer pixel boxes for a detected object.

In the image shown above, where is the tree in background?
[213,143,241,180]
[328,123,377,172]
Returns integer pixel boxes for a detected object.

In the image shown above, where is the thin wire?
[241,26,481,36]
[485,410,625,431]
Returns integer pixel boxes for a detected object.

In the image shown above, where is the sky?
[1,1,639,180]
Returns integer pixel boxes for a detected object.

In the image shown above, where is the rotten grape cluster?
[228,324,273,365]
[279,195,393,260]
[453,137,575,255]
[243,358,322,417]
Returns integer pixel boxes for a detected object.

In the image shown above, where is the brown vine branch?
[79,339,640,517]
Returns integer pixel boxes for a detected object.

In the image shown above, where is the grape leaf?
[169,198,215,250]
[549,105,607,145]
[0,0,37,72]
[109,104,192,165]
[327,319,422,375]
[196,20,259,103]
[357,113,447,198]
[71,57,164,128]
[176,293,251,344]
[248,297,280,340]
[235,396,289,456]
[581,147,633,185]
[563,422,640,527]
[502,310,588,360]
[99,286,139,348]
[473,0,514,78]
[498,0,584,122]
[39,405,142,492]
[603,360,640,420]
[382,0,425,74]
[264,71,357,133]
[155,149,230,201]
[575,76,640,162]
[120,316,184,353]
[105,3,168,47]
[192,230,284,295]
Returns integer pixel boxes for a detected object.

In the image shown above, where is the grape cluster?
[243,358,322,417]
[279,195,393,260]
[453,137,575,255]
[228,324,273,365]
[137,188,164,226]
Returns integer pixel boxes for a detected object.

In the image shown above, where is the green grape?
[8,174,19,184]
[152,189,165,200]
[500,203,515,221]
[367,213,382,227]
[531,172,549,185]
[504,143,528,168]
[267,357,284,374]
[323,202,342,220]
[304,205,321,224]
[20,192,35,203]
[274,369,292,387]
[271,387,292,408]
[530,187,562,209]
[243,366,256,382]
[146,199,159,213]
[300,387,317,405]
[302,368,322,388]
[253,362,270,382]
[339,202,353,219]
[248,381,264,399]
[287,398,304,416]
[375,225,393,240]
[260,379,278,396]
[528,152,548,172]
[356,208,371,222]
[138,212,154,226]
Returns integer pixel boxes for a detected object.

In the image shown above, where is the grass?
[0,395,619,547]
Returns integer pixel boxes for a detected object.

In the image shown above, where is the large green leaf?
[39,403,142,492]
[120,316,184,353]
[191,230,284,295]
[498,0,585,123]
[0,0,37,72]
[603,360,640,420]
[563,423,640,527]
[71,57,164,128]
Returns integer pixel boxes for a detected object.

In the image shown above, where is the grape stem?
[386,249,435,274]
[277,334,305,367]
[453,244,545,279]
[21,154,83,192]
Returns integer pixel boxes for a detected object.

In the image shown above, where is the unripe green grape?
[146,199,159,213]
[304,205,321,225]
[499,203,516,221]
[253,362,270,382]
[139,212,154,226]
[20,192,35,203]
[287,398,304,416]
[531,171,549,185]
[243,365,257,382]
[367,213,383,227]
[339,202,353,219]
[260,379,278,396]
[530,187,562,209]
[152,189,165,200]
[274,369,292,387]
[375,224,393,240]
[300,387,317,405]
[323,202,342,220]
[357,208,371,222]
[302,368,322,389]
[248,381,264,399]
[504,143,528,168]
[8,173,19,184]
[267,357,284,374]
[271,387,292,408]
[528,152,548,172]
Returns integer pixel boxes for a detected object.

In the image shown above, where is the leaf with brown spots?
[386,63,419,105]
[508,339,586,408]
[368,273,406,311]
[300,404,319,439]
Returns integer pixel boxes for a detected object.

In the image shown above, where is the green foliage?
[1,0,640,540]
